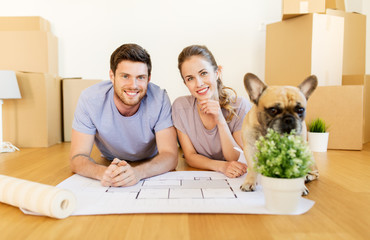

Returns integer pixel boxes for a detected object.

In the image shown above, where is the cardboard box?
[326,9,366,75]
[265,13,344,87]
[282,0,345,20]
[342,75,370,143]
[62,79,103,141]
[326,0,345,10]
[282,0,325,20]
[0,31,58,76]
[2,72,61,147]
[306,85,363,150]
[0,16,50,31]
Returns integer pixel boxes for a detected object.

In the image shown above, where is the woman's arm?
[216,118,242,162]
[177,129,246,178]
[198,99,241,162]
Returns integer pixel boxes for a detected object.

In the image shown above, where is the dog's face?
[244,73,318,135]
[256,86,307,134]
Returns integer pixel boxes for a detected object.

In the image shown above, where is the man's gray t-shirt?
[172,95,251,160]
[72,80,173,161]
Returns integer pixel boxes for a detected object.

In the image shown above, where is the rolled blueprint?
[0,174,76,219]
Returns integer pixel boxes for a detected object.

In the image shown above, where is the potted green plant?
[307,118,329,152]
[254,129,313,214]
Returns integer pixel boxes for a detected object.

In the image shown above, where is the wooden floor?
[0,142,370,240]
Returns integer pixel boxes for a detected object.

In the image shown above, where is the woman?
[172,45,251,178]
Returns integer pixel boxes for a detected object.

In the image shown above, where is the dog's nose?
[281,115,296,133]
[283,116,294,125]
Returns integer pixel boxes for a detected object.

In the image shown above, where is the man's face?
[110,60,150,107]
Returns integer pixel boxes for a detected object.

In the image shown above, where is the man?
[70,43,178,187]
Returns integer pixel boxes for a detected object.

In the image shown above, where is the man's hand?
[101,158,140,187]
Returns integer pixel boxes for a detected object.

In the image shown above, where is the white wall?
[0,0,367,102]
[0,0,281,102]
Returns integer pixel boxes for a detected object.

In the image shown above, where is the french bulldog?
[240,73,319,194]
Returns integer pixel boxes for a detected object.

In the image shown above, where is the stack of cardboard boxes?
[0,17,103,145]
[0,16,61,147]
[265,0,368,150]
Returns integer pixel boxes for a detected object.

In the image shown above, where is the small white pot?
[307,132,329,152]
[261,175,305,214]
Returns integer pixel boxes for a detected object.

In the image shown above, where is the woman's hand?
[198,99,223,124]
[220,161,248,178]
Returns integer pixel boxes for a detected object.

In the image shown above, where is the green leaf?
[308,118,328,133]
[254,129,313,178]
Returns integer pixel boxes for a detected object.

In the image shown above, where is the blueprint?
[55,171,315,215]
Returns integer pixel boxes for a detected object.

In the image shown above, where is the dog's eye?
[295,107,305,116]
[267,107,280,116]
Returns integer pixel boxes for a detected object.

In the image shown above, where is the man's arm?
[109,126,178,187]
[70,129,107,181]
[135,126,178,179]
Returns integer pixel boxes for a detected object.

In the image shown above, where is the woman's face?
[181,56,219,101]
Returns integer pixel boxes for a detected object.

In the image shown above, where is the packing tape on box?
[0,174,76,219]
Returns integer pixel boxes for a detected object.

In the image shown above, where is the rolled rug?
[0,174,76,219]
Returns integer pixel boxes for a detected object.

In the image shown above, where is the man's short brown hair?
[110,43,152,76]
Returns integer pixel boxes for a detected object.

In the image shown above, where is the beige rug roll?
[0,174,76,219]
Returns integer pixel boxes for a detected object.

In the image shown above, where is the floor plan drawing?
[106,177,237,200]
[54,171,315,215]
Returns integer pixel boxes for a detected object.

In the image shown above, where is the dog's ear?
[244,73,267,105]
[298,75,318,100]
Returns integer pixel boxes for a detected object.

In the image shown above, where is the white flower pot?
[261,175,305,214]
[307,132,329,152]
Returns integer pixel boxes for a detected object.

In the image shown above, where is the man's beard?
[114,83,147,107]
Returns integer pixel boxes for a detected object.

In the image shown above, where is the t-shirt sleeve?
[230,97,252,132]
[154,90,174,133]
[72,92,96,135]
[171,97,188,135]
